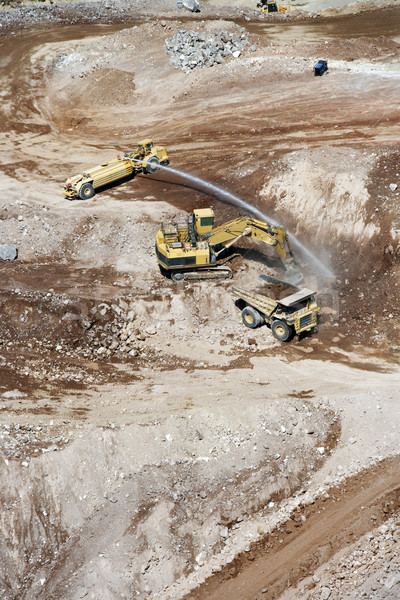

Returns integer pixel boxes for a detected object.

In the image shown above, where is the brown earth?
[186,456,400,600]
[0,1,399,599]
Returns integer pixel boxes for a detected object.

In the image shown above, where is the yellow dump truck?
[232,276,320,341]
[63,139,169,200]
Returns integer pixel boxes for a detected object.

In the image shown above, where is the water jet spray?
[139,159,333,280]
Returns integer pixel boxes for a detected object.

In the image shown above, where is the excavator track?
[171,267,233,282]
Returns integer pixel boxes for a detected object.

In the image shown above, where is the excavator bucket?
[259,267,304,287]
[283,264,304,286]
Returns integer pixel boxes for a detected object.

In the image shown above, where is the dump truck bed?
[231,286,278,317]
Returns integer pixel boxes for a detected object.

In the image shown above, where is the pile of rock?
[165,29,254,72]
[86,303,141,359]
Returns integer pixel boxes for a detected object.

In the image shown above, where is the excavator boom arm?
[204,217,255,244]
[205,216,295,265]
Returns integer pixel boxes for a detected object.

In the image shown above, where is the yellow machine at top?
[155,207,302,282]
[63,139,169,200]
[257,0,292,12]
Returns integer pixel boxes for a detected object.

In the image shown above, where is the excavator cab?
[193,207,215,236]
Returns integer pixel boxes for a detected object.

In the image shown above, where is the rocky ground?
[283,515,400,600]
[0,0,399,599]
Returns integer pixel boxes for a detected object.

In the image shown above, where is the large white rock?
[0,244,18,261]
[177,0,200,12]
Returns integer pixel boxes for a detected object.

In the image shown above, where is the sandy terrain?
[0,0,399,599]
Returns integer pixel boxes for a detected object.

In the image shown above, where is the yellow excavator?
[257,0,292,12]
[155,207,302,282]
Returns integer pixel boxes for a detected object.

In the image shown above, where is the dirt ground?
[0,0,399,598]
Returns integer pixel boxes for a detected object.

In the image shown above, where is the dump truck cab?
[272,289,319,339]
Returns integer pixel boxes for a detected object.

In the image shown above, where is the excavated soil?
[0,1,399,599]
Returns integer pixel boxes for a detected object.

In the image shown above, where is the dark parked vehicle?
[314,60,328,76]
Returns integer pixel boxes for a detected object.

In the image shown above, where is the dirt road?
[186,457,400,600]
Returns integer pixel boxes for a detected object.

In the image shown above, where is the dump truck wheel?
[79,183,95,200]
[271,319,293,342]
[145,157,161,174]
[241,306,263,329]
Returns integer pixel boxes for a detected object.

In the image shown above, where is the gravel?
[165,29,254,72]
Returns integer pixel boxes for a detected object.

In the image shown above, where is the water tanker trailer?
[63,139,169,200]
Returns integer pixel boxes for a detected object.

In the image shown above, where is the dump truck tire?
[145,157,161,174]
[271,319,293,342]
[241,306,263,329]
[79,183,95,200]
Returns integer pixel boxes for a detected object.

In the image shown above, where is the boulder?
[0,244,18,261]
[177,0,200,12]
